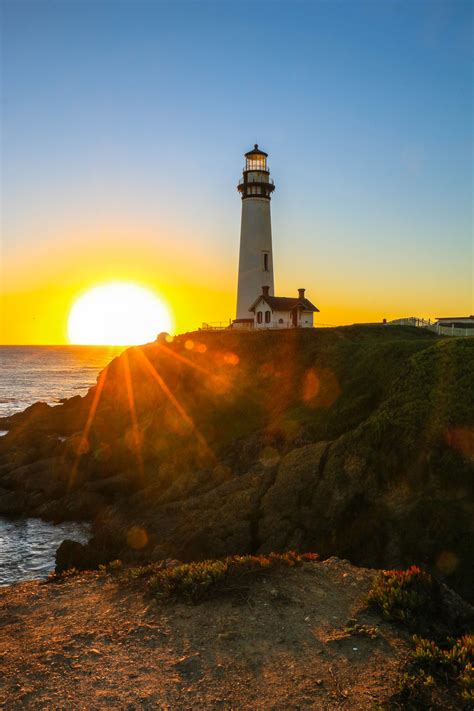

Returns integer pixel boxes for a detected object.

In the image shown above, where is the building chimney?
[262,285,270,298]
[298,288,305,300]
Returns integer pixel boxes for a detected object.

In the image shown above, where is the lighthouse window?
[257,311,263,324]
[265,311,271,323]
[263,253,269,271]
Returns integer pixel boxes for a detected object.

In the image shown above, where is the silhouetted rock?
[0,488,27,517]
[0,327,472,601]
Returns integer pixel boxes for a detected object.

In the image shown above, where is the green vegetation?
[107,558,123,570]
[394,635,473,708]
[71,330,474,600]
[4,326,473,601]
[47,566,81,581]
[368,566,436,630]
[369,566,474,709]
[344,623,380,639]
[127,552,318,603]
[83,325,454,473]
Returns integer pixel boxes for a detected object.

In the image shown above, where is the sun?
[68,282,173,345]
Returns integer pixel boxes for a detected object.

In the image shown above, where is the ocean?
[0,345,125,419]
[0,345,125,585]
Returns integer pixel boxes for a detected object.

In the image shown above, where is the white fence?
[200,317,473,337]
[388,317,473,338]
[426,324,473,338]
[201,320,232,330]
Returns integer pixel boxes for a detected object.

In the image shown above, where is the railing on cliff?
[200,321,232,331]
[387,317,473,338]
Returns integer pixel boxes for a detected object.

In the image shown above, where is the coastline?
[0,327,472,601]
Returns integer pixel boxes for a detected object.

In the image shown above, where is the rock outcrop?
[0,326,472,600]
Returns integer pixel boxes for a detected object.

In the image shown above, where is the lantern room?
[238,144,275,200]
[244,144,268,172]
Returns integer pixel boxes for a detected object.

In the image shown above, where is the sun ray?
[136,347,216,463]
[121,351,145,484]
[68,366,108,490]
[155,341,213,378]
[153,341,238,397]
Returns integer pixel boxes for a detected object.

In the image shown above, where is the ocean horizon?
[0,345,126,420]
[0,346,113,584]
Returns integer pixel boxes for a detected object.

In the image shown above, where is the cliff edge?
[0,327,472,601]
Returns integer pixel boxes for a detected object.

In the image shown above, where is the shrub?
[368,566,435,629]
[46,566,81,583]
[371,568,474,709]
[108,559,123,570]
[390,635,474,709]
[123,561,171,581]
[393,670,436,709]
[146,551,318,603]
[344,623,379,639]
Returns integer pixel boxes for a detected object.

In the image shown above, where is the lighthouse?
[234,144,275,324]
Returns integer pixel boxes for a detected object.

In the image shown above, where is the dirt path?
[0,558,409,709]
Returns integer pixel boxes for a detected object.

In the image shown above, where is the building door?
[292,309,298,327]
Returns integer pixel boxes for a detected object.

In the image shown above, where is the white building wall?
[236,198,274,320]
[253,303,290,329]
[253,302,315,329]
[436,318,474,326]
[299,311,314,328]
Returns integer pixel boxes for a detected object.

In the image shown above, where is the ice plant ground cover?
[368,566,473,708]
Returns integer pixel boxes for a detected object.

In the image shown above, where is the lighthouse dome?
[244,143,268,158]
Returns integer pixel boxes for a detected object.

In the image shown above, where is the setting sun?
[67,282,172,345]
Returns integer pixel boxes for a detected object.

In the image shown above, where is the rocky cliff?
[0,327,472,601]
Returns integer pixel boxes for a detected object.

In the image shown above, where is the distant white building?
[435,315,474,329]
[249,286,319,329]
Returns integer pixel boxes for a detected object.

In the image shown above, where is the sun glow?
[68,282,172,345]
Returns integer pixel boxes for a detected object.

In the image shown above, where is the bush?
[370,566,474,708]
[368,566,435,629]
[146,551,319,603]
[391,635,474,708]
[108,559,123,570]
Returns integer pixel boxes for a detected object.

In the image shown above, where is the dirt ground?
[0,558,411,710]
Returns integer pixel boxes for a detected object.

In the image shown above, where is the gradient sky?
[1,0,472,343]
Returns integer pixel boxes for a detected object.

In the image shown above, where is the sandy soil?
[0,558,411,710]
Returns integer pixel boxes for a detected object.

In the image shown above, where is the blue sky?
[1,0,472,340]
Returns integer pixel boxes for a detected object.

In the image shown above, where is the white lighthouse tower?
[234,144,275,325]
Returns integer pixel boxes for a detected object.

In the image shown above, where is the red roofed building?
[249,286,319,329]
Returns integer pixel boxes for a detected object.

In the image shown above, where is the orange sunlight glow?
[67,282,172,345]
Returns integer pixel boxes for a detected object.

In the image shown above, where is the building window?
[279,318,284,324]
[265,310,271,323]
[263,253,269,271]
[257,311,262,324]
